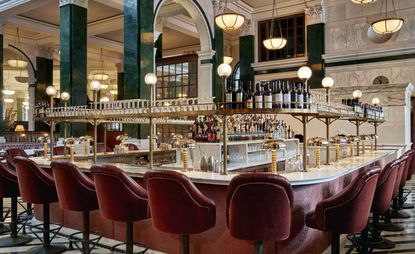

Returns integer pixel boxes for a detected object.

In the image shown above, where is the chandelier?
[263,0,287,50]
[7,28,28,68]
[215,0,245,31]
[371,0,404,34]
[351,0,378,3]
[93,48,109,81]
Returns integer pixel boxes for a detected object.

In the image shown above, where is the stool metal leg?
[0,198,10,234]
[380,209,404,232]
[254,241,264,254]
[180,235,189,254]
[82,211,90,254]
[126,222,133,254]
[26,203,66,254]
[390,197,410,219]
[0,197,32,247]
[331,233,340,254]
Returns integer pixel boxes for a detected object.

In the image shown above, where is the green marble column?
[307,23,325,89]
[16,98,24,121]
[35,57,52,131]
[239,35,254,91]
[213,24,224,102]
[60,1,88,136]
[123,0,154,138]
[0,32,3,135]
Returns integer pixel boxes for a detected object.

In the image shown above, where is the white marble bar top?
[30,148,400,186]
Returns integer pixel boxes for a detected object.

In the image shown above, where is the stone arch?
[153,0,213,52]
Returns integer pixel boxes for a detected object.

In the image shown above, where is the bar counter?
[30,148,401,254]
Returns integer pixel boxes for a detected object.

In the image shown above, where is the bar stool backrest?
[0,163,20,198]
[51,161,98,212]
[406,149,415,180]
[372,159,400,213]
[226,173,294,241]
[144,170,216,235]
[13,156,58,204]
[91,164,149,222]
[5,148,28,170]
[392,156,407,199]
[401,150,415,187]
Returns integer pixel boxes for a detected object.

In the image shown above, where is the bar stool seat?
[0,163,33,246]
[306,167,381,254]
[14,157,66,254]
[91,164,149,254]
[402,149,415,209]
[226,173,293,254]
[144,170,216,254]
[52,161,101,253]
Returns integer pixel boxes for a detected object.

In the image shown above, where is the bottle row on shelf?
[342,98,384,119]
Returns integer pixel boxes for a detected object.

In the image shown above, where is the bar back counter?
[30,148,400,254]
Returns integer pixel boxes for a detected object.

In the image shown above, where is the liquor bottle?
[254,82,263,109]
[303,83,308,109]
[272,81,283,108]
[235,81,244,109]
[263,82,273,109]
[283,81,291,109]
[226,83,233,109]
[297,83,304,109]
[246,81,254,109]
[291,82,297,109]
[306,84,311,109]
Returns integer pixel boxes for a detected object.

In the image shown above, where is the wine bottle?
[235,81,244,109]
[283,81,291,109]
[264,82,272,109]
[297,83,304,109]
[246,81,254,109]
[226,82,233,109]
[254,82,263,109]
[291,82,297,109]
[273,81,283,109]
[306,84,311,109]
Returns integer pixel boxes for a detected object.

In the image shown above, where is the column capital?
[116,62,124,73]
[305,5,324,25]
[36,45,55,60]
[197,50,216,61]
[60,0,88,9]
[240,19,253,37]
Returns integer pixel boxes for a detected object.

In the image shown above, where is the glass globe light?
[372,97,380,105]
[353,90,363,99]
[223,56,233,64]
[100,96,110,102]
[90,80,101,91]
[144,73,157,86]
[46,86,57,96]
[61,92,70,101]
[217,63,232,78]
[322,77,335,88]
[297,66,312,80]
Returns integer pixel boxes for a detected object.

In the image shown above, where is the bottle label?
[284,93,291,108]
[226,93,232,102]
[236,93,243,102]
[255,96,263,109]
[246,99,253,109]
[264,95,272,109]
[273,93,283,105]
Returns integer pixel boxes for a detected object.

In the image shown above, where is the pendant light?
[93,48,109,81]
[371,0,404,35]
[262,0,287,50]
[7,28,28,68]
[2,72,15,96]
[215,0,245,31]
[351,0,378,4]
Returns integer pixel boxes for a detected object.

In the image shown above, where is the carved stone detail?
[59,0,88,8]
[240,18,253,36]
[305,5,323,25]
[37,46,55,60]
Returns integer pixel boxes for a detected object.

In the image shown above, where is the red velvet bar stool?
[144,170,216,254]
[53,146,71,156]
[5,148,33,231]
[226,173,293,254]
[398,149,415,209]
[306,167,381,254]
[126,143,139,151]
[91,164,149,254]
[352,159,400,251]
[380,157,407,232]
[14,157,66,254]
[390,152,413,219]
[51,161,101,254]
[0,163,33,246]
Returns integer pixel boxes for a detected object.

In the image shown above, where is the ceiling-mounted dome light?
[215,0,245,31]
[351,0,378,4]
[371,0,404,35]
[262,0,287,50]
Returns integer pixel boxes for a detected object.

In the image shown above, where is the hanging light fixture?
[351,0,378,4]
[2,90,15,96]
[93,48,109,81]
[263,0,287,50]
[4,98,14,103]
[7,28,28,68]
[371,0,404,35]
[215,0,245,31]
